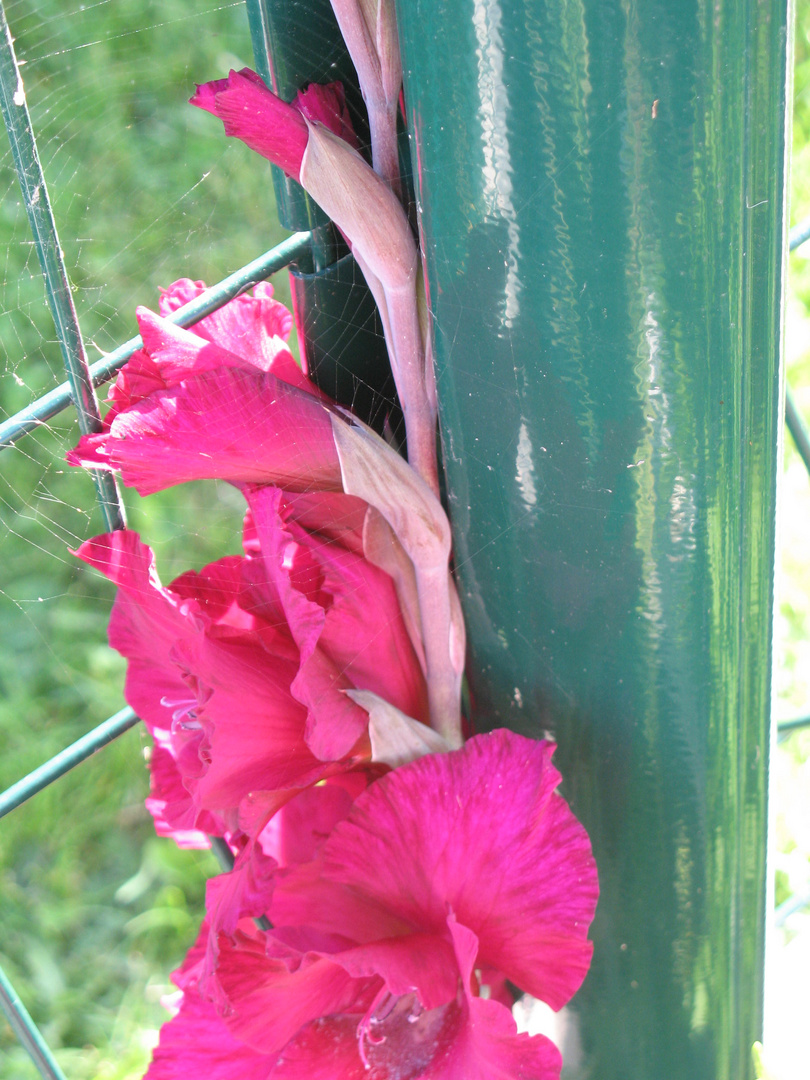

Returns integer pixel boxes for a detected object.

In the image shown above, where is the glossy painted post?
[396,1,788,1077]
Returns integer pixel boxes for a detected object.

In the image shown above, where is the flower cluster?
[68,3,598,1076]
[70,275,597,1078]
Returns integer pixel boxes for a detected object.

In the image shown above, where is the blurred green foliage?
[762,4,810,1077]
[782,3,810,722]
[0,2,288,1076]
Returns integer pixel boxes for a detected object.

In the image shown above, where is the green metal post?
[396,1,788,1077]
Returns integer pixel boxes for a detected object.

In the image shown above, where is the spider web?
[0,3,397,1076]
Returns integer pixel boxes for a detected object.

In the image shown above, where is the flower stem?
[369,101,402,200]
[414,563,463,748]
[385,281,439,496]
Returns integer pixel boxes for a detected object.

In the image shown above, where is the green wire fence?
[0,0,809,1076]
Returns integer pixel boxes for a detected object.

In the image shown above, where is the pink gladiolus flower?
[73,495,427,839]
[67,278,461,744]
[67,284,342,497]
[148,730,598,1078]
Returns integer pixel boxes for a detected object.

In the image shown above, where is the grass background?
[0,1,807,1077]
[764,3,810,1075]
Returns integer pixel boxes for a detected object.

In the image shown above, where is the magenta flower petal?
[135,309,260,382]
[332,931,459,1010]
[134,306,323,400]
[74,531,204,739]
[440,916,563,1080]
[317,730,597,1010]
[445,996,562,1080]
[104,346,166,411]
[144,984,276,1080]
[247,485,428,761]
[188,73,236,114]
[146,740,225,847]
[270,490,369,555]
[159,278,294,347]
[295,81,360,151]
[215,930,377,1056]
[188,630,331,808]
[73,531,353,836]
[259,779,360,867]
[190,68,309,181]
[81,365,342,496]
[205,842,277,946]
[264,345,332,398]
[199,840,280,1007]
[245,485,354,759]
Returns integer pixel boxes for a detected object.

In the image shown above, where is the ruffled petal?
[145,740,226,846]
[159,278,294,348]
[73,531,203,738]
[247,485,428,761]
[144,984,275,1080]
[245,485,360,760]
[215,930,377,1056]
[318,730,598,1010]
[205,842,277,945]
[93,366,343,495]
